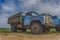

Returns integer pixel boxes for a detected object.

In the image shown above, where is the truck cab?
[23,12,54,34]
[24,12,54,27]
[24,12,44,26]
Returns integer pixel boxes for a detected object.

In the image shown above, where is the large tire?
[55,27,60,32]
[30,22,43,34]
[11,26,18,32]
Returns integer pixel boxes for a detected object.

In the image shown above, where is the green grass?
[50,28,56,33]
[0,28,58,34]
[0,28,10,33]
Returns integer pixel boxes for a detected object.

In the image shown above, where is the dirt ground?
[0,33,60,40]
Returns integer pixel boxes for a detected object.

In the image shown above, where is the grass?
[0,28,10,33]
[0,28,58,34]
[50,28,56,33]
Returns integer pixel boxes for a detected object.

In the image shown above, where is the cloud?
[2,5,15,11]
[0,14,10,28]
[21,0,60,16]
[23,0,37,7]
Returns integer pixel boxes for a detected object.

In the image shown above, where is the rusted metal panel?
[8,12,24,25]
[44,14,54,27]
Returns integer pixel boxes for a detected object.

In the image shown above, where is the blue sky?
[0,0,60,28]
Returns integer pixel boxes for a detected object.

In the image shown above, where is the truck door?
[24,14,31,26]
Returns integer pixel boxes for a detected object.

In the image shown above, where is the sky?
[0,0,60,28]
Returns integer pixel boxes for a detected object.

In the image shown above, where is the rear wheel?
[30,22,43,34]
[11,25,18,32]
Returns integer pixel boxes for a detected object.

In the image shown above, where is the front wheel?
[30,22,43,34]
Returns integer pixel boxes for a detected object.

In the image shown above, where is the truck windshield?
[52,16,58,19]
[32,13,39,16]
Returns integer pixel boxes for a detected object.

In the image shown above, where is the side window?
[32,13,37,16]
[52,16,57,19]
[26,13,32,16]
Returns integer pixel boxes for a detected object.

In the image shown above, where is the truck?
[8,11,60,34]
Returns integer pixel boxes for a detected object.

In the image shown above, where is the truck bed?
[8,12,24,25]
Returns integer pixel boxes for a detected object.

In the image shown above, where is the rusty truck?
[8,11,60,34]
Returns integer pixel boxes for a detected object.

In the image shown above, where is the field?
[0,28,60,40]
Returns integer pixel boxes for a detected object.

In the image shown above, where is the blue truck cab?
[24,12,54,27]
[23,12,60,34]
[23,12,56,34]
[24,12,44,26]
